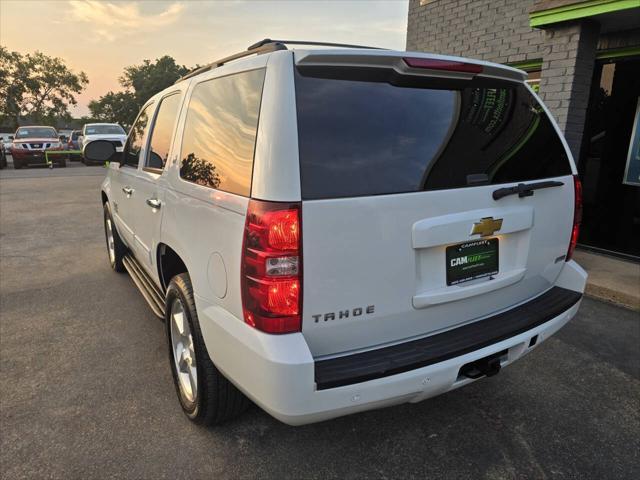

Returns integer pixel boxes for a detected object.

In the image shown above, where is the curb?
[584,283,640,312]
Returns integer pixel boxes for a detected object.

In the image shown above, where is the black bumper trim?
[314,286,582,390]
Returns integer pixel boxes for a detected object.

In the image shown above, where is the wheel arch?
[157,243,189,292]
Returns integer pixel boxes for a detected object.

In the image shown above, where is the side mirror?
[84,140,119,164]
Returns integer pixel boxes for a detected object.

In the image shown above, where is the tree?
[88,91,139,128]
[120,56,190,107]
[0,47,88,129]
[180,153,220,189]
[89,56,191,128]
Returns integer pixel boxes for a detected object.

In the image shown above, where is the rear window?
[295,69,571,200]
[179,69,265,196]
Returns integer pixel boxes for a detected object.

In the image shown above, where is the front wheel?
[166,273,249,425]
[103,203,126,272]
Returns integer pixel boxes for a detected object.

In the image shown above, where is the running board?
[123,254,165,319]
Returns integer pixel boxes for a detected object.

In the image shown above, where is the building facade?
[407,0,640,258]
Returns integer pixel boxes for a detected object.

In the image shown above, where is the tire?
[166,273,249,425]
[13,159,22,169]
[103,202,126,272]
[58,158,67,168]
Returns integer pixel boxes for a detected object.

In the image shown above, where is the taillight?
[403,57,483,74]
[241,199,302,334]
[566,175,582,261]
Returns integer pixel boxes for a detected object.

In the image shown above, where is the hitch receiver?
[459,349,507,379]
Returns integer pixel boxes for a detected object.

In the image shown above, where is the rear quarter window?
[179,69,266,196]
[295,69,571,200]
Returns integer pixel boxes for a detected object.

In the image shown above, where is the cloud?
[68,1,185,41]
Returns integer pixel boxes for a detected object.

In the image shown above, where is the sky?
[0,0,409,116]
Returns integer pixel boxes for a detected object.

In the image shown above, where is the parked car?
[81,123,126,165]
[0,143,6,169]
[11,126,65,169]
[2,135,13,153]
[67,129,83,161]
[87,39,587,427]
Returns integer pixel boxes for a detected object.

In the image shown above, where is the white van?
[87,39,587,426]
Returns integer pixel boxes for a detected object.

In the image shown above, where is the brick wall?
[406,0,545,64]
[537,21,599,160]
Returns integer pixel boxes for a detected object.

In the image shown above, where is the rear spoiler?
[294,50,527,83]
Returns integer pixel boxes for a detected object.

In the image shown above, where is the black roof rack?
[176,38,384,83]
[247,38,384,51]
[176,42,286,83]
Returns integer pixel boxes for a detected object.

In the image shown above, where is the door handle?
[122,186,134,196]
[146,198,161,209]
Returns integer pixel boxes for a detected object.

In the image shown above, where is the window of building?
[145,93,181,170]
[179,69,266,196]
[526,70,541,93]
[580,57,640,257]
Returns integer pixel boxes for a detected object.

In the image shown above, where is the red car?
[11,126,66,169]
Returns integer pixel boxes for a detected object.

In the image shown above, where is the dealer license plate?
[446,238,499,286]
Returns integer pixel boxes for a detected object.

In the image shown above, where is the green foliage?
[88,91,139,128]
[0,46,88,129]
[120,56,190,107]
[90,56,191,128]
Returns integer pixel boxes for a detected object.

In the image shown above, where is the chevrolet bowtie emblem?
[471,217,503,237]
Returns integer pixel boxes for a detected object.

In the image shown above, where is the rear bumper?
[198,261,587,426]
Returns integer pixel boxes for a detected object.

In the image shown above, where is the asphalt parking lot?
[1,161,639,479]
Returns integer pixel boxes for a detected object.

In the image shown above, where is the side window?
[179,68,265,196]
[145,93,181,170]
[122,103,153,168]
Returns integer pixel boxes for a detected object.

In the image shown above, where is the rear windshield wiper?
[492,180,564,200]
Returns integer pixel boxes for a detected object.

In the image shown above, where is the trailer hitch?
[459,349,507,379]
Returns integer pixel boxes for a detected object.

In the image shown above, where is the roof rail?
[176,42,287,83]
[176,39,384,84]
[248,38,384,51]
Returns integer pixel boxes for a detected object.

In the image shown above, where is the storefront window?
[525,70,541,93]
[580,57,640,258]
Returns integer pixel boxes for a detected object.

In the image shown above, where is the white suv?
[87,39,587,426]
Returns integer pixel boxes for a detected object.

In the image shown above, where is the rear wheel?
[103,203,126,272]
[13,159,22,169]
[166,273,249,425]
